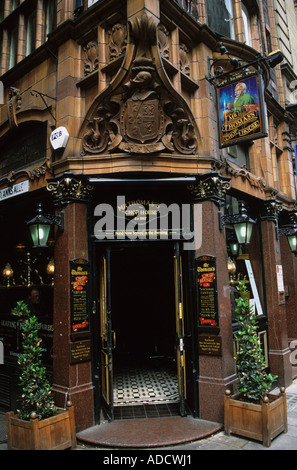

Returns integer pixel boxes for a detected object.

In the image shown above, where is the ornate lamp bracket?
[30,89,57,127]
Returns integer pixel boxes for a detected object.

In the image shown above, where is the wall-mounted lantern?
[219,201,256,247]
[26,204,64,248]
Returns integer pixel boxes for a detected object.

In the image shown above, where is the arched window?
[206,0,235,39]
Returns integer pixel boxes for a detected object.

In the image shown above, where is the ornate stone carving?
[212,157,266,192]
[81,12,198,156]
[187,173,231,206]
[0,158,52,187]
[47,175,94,204]
[8,87,22,128]
[179,44,190,76]
[83,41,98,76]
[157,24,170,59]
[108,23,127,60]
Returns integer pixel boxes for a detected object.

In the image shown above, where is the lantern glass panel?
[29,223,51,247]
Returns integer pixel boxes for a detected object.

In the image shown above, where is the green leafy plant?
[234,281,277,402]
[12,300,56,420]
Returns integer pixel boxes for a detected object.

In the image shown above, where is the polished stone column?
[189,173,237,423]
[48,175,94,431]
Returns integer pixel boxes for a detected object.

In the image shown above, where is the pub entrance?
[96,241,196,422]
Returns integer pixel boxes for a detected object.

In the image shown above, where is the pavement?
[1,378,297,452]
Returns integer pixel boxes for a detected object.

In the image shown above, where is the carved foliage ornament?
[84,41,98,76]
[8,87,22,128]
[108,23,127,61]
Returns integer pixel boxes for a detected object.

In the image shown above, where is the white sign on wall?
[0,180,29,202]
[245,259,264,316]
[50,126,69,150]
[276,265,285,293]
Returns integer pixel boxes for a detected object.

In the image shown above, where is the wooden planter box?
[224,389,287,447]
[6,404,77,450]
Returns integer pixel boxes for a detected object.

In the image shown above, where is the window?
[207,0,235,39]
[241,4,251,46]
[227,144,250,169]
[46,0,57,36]
[9,25,18,69]
[12,0,20,10]
[26,10,36,56]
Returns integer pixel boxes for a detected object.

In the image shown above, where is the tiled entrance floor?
[113,365,179,406]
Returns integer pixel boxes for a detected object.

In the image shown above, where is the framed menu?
[196,255,219,327]
[70,259,90,335]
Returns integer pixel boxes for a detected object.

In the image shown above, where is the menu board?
[196,256,219,327]
[70,259,90,335]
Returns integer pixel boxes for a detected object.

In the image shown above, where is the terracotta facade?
[0,0,296,431]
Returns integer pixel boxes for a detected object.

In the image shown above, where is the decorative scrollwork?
[187,173,231,206]
[47,176,94,204]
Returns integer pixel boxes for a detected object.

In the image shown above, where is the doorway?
[111,244,178,413]
[97,242,189,420]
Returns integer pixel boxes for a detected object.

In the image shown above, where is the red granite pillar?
[193,187,236,423]
[261,217,292,388]
[49,178,94,432]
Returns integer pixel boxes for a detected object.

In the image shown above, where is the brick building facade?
[0,0,296,432]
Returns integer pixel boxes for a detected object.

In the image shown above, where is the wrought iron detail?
[47,174,94,205]
[260,199,283,222]
[187,173,231,207]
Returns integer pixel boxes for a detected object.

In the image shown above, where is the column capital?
[47,173,94,205]
[260,199,283,223]
[187,172,231,207]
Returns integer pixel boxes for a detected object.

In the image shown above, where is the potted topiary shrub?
[6,300,76,450]
[224,281,287,447]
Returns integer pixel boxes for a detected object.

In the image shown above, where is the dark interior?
[110,243,176,369]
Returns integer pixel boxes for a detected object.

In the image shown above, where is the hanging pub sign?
[196,255,219,327]
[70,259,90,335]
[216,71,267,148]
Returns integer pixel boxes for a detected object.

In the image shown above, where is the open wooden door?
[173,242,187,417]
[99,247,114,420]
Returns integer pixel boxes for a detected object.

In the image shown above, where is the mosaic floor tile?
[113,366,179,406]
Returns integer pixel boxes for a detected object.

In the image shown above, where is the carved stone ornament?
[81,13,198,156]
[108,23,127,61]
[47,175,94,205]
[180,44,190,76]
[212,157,266,192]
[157,24,170,60]
[84,41,98,76]
[8,87,22,128]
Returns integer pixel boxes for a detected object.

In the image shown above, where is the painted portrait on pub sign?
[217,73,267,148]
